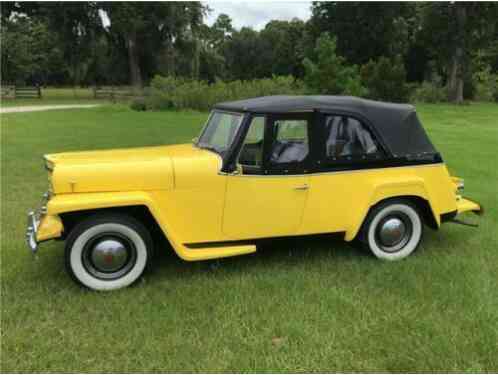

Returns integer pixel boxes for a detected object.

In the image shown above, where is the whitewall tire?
[360,199,423,261]
[65,214,153,291]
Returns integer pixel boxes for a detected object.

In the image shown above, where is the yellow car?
[26,96,482,291]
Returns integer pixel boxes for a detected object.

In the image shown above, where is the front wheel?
[65,213,153,291]
[358,199,423,261]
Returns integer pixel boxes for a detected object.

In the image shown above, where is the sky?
[204,1,312,30]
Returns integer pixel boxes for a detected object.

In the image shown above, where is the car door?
[222,113,313,239]
[299,113,385,235]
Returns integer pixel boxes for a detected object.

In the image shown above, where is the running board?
[178,243,257,261]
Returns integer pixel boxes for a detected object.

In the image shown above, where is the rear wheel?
[65,213,153,291]
[358,199,423,261]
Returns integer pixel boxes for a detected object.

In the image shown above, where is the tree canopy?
[1,1,497,103]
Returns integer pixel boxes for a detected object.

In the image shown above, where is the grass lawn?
[1,103,497,372]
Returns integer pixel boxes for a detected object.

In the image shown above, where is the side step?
[176,243,256,261]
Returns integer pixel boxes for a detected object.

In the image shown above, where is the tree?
[2,2,104,86]
[260,19,306,78]
[1,14,65,85]
[303,33,365,96]
[196,13,233,81]
[361,56,410,102]
[309,2,417,65]
[103,2,205,87]
[223,27,267,80]
[420,2,498,103]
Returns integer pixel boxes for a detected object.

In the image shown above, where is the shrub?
[473,66,498,102]
[129,97,146,111]
[360,56,410,103]
[303,34,366,97]
[410,76,447,103]
[146,75,305,111]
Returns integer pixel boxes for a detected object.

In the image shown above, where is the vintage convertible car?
[26,96,482,290]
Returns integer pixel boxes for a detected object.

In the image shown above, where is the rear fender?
[345,179,439,241]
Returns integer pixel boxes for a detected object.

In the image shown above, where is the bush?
[146,75,305,111]
[360,56,410,103]
[410,77,447,103]
[473,66,498,102]
[129,97,146,111]
[303,34,366,97]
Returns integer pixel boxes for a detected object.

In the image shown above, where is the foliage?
[2,2,498,103]
[472,65,498,102]
[147,75,305,111]
[129,97,147,111]
[0,15,65,85]
[309,2,418,65]
[419,3,498,103]
[410,80,447,103]
[303,34,366,96]
[103,2,206,86]
[361,56,410,102]
[259,19,307,78]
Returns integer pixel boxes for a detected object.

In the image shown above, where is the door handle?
[294,184,309,191]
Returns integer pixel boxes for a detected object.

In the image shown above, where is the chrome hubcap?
[377,216,409,249]
[82,233,137,280]
[91,238,128,273]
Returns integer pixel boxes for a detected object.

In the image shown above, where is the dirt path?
[1,104,102,114]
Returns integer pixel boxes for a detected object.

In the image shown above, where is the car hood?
[46,144,221,194]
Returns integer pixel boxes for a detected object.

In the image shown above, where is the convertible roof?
[214,95,437,157]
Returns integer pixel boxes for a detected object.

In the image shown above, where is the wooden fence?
[93,86,143,102]
[1,85,42,99]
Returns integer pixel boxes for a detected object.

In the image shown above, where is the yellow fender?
[47,191,255,261]
[344,178,439,241]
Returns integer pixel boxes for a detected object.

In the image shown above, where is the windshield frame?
[195,110,245,157]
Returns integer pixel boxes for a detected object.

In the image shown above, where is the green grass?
[1,103,498,372]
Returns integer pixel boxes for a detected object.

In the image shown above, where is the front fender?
[46,190,189,254]
[47,191,250,261]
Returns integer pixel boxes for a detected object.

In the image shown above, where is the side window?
[238,116,265,167]
[324,115,379,159]
[270,119,309,164]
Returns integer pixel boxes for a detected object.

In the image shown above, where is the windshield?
[197,111,243,155]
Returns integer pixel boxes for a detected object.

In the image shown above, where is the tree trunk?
[447,5,466,104]
[126,30,142,88]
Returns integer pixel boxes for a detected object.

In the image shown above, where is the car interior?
[325,115,378,158]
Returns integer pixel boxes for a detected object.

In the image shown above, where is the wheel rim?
[375,212,412,253]
[82,233,137,280]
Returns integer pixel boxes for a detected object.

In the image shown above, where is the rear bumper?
[441,197,483,224]
[456,196,483,215]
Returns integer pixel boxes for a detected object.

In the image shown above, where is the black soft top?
[214,95,437,158]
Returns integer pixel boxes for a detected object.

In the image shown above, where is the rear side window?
[324,115,379,159]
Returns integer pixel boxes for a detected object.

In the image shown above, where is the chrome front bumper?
[26,192,49,253]
[26,210,41,253]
